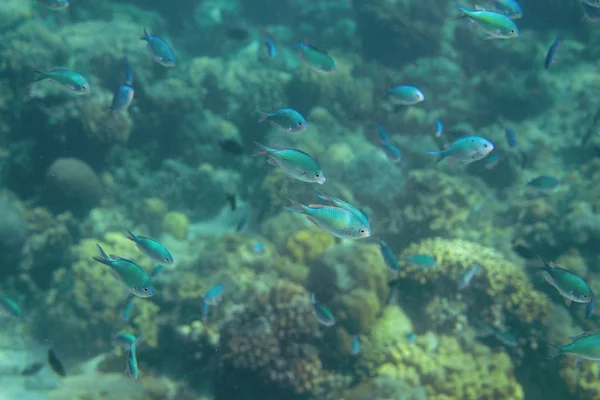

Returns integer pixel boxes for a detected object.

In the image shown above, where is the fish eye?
[298,121,303,126]
[143,288,149,292]
[315,174,320,177]
[484,144,488,148]
[510,29,515,34]
[360,229,365,233]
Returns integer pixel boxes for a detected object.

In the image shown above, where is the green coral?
[284,228,336,265]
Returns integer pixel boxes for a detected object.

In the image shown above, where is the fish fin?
[585,298,596,319]
[31,70,46,82]
[307,204,328,209]
[109,254,123,261]
[252,142,271,156]
[546,344,562,361]
[311,293,316,303]
[140,27,150,41]
[427,151,445,164]
[564,297,572,307]
[257,111,269,122]
[317,193,332,203]
[474,4,486,10]
[306,216,319,227]
[574,357,583,367]
[125,230,137,242]
[92,244,111,264]
[455,4,470,19]
[266,158,280,167]
[283,199,307,214]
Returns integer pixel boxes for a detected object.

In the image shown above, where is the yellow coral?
[284,229,336,264]
[161,211,189,240]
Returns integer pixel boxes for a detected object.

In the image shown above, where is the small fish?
[202,284,226,320]
[545,35,563,69]
[548,332,600,362]
[122,297,135,321]
[141,28,176,67]
[458,265,481,290]
[122,57,133,86]
[48,349,66,377]
[311,293,335,326]
[494,330,518,347]
[150,264,164,278]
[0,296,22,318]
[386,85,425,105]
[126,230,174,264]
[407,333,417,344]
[583,2,600,21]
[258,108,307,133]
[21,362,44,376]
[456,5,519,39]
[253,242,265,255]
[92,244,155,298]
[219,139,244,155]
[253,143,325,184]
[405,255,437,268]
[317,193,370,225]
[292,42,336,72]
[484,152,503,169]
[379,240,400,273]
[386,279,401,305]
[36,0,69,10]
[481,0,522,19]
[263,39,276,57]
[427,135,494,164]
[115,332,139,350]
[32,69,90,95]
[504,127,518,149]
[225,26,250,41]
[125,340,140,380]
[434,119,444,137]
[538,257,593,307]
[527,176,561,190]
[236,212,249,232]
[352,335,360,355]
[110,85,134,114]
[285,199,371,239]
[226,193,237,211]
[377,126,402,162]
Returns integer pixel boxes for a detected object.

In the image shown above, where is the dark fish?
[311,293,335,326]
[226,27,250,41]
[226,193,236,211]
[48,349,66,377]
[544,35,563,69]
[21,362,44,376]
[504,126,517,149]
[219,139,244,155]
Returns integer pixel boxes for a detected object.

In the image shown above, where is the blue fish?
[484,153,503,169]
[202,284,225,321]
[110,85,134,114]
[387,85,424,105]
[428,135,494,164]
[379,239,400,273]
[376,125,402,162]
[125,338,140,380]
[141,28,176,67]
[150,264,164,278]
[263,39,276,57]
[122,297,135,322]
[236,212,249,232]
[122,57,133,86]
[544,35,563,69]
[504,127,517,149]
[494,330,518,347]
[434,119,443,137]
[405,255,437,268]
[311,293,335,326]
[253,242,265,255]
[352,335,360,355]
[458,265,481,290]
[407,333,417,344]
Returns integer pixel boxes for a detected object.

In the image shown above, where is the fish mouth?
[360,230,372,238]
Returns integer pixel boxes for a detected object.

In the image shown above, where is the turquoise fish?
[428,135,494,164]
[125,338,140,380]
[456,5,519,39]
[387,85,424,105]
[292,42,336,72]
[317,193,370,225]
[312,293,335,326]
[253,143,325,184]
[0,296,22,318]
[538,257,593,309]
[548,332,600,362]
[115,332,140,350]
[379,239,400,273]
[141,28,176,67]
[405,255,437,268]
[258,108,307,133]
[33,69,90,95]
[126,230,173,265]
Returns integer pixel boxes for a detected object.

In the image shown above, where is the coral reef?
[45,158,103,215]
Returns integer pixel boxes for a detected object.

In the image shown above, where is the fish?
[478,0,522,19]
[292,42,336,72]
[317,193,370,225]
[311,294,335,326]
[36,0,69,10]
[125,339,140,380]
[583,2,600,21]
[405,255,437,268]
[484,153,503,169]
[458,265,481,290]
[379,239,400,273]
[253,143,325,184]
[352,335,360,355]
[264,39,276,57]
[141,28,176,67]
[219,139,244,155]
[258,108,308,133]
[0,296,22,318]
[527,176,561,190]
[538,257,593,308]
[407,333,417,344]
[115,332,139,350]
[126,231,174,265]
[545,35,563,69]
[456,5,519,39]
[377,126,402,162]
[122,57,134,86]
[386,85,425,105]
[109,85,134,115]
[284,200,371,239]
[92,244,155,298]
[494,330,518,347]
[48,349,66,377]
[150,264,164,278]
[225,26,250,41]
[226,193,237,211]
[386,278,401,305]
[32,69,90,95]
[434,119,444,137]
[122,297,135,321]
[427,135,494,164]
[21,362,44,376]
[202,284,225,320]
[253,242,265,255]
[504,127,518,149]
[236,212,249,232]
[548,332,600,362]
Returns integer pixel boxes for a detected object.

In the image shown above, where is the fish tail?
[125,230,137,242]
[257,111,269,122]
[537,255,552,272]
[546,344,563,360]
[283,199,308,214]
[252,142,271,157]
[31,70,46,82]
[92,244,111,265]
[140,27,150,41]
[455,4,471,19]
[427,151,446,164]
[317,193,332,203]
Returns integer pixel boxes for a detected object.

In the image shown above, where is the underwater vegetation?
[0,0,600,399]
